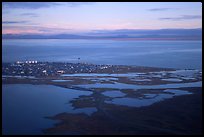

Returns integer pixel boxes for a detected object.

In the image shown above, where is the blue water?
[105,89,192,107]
[2,84,95,135]
[102,90,126,97]
[2,39,202,135]
[2,39,202,70]
[51,79,73,82]
[75,81,202,89]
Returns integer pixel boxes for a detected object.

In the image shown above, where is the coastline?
[43,87,202,135]
[2,62,202,135]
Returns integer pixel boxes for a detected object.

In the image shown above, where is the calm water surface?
[2,39,202,135]
[2,84,94,135]
[2,39,202,70]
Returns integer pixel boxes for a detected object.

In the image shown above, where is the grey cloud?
[2,21,29,24]
[38,28,73,33]
[148,8,173,11]
[2,25,74,34]
[64,2,95,7]
[2,2,61,9]
[2,2,95,9]
[21,13,39,17]
[89,28,202,37]
[2,28,202,40]
[160,15,202,20]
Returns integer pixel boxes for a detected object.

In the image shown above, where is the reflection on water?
[161,78,182,82]
[51,79,73,82]
[2,75,36,79]
[105,95,172,107]
[75,81,202,89]
[102,90,126,98]
[170,69,200,79]
[2,84,93,135]
[163,89,193,96]
[68,107,97,116]
[129,78,152,82]
[105,89,192,107]
[62,73,141,77]
[2,39,202,69]
[2,79,202,134]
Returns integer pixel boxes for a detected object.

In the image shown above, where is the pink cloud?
[2,24,84,34]
[2,28,44,34]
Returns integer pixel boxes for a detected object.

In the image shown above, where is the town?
[2,61,172,78]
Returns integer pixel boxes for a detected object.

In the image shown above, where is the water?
[75,81,202,90]
[161,78,182,82]
[2,84,95,135]
[2,39,202,70]
[130,78,152,82]
[105,89,192,107]
[170,69,200,77]
[51,79,73,82]
[2,39,202,134]
[3,83,198,135]
[2,75,36,79]
[62,73,141,77]
[82,77,119,82]
[102,90,126,97]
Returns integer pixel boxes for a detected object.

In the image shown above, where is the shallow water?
[161,78,182,82]
[170,69,200,77]
[75,81,202,90]
[62,73,141,77]
[2,75,36,79]
[2,81,201,134]
[102,90,126,97]
[105,89,192,107]
[52,79,73,82]
[130,78,152,82]
[82,77,119,81]
[2,84,94,135]
[61,69,201,80]
[163,89,193,96]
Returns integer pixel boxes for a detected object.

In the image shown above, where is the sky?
[2,2,202,35]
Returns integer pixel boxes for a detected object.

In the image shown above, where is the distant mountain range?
[2,28,202,40]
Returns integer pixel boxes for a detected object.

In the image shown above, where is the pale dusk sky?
[2,2,202,34]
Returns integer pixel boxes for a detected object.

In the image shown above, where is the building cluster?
[16,60,38,64]
[2,61,122,77]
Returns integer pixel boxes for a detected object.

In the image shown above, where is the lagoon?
[2,84,94,135]
[75,81,202,90]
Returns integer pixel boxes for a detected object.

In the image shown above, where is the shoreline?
[2,62,202,135]
[43,87,202,135]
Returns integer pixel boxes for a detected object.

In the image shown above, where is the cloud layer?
[2,2,95,9]
[20,13,39,17]
[2,21,29,24]
[2,2,202,33]
[148,8,173,11]
[160,15,202,20]
[2,28,202,41]
[2,2,60,9]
